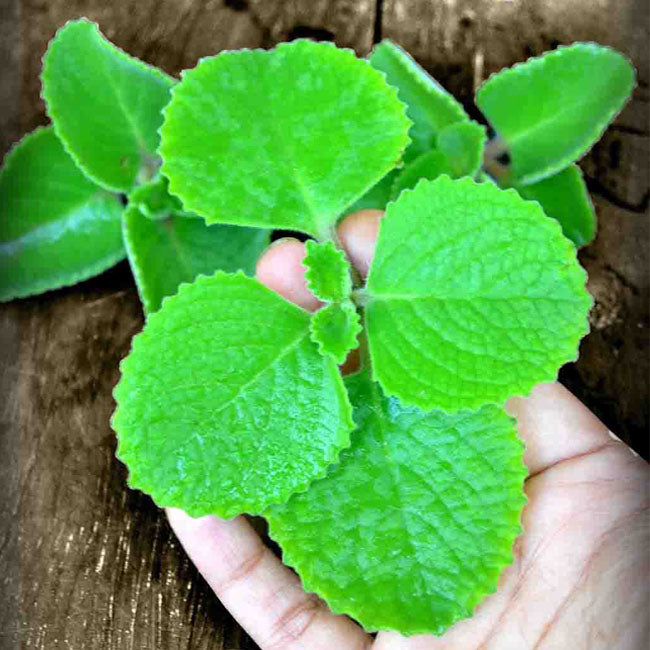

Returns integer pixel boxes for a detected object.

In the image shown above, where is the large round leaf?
[365,176,591,412]
[159,39,410,238]
[267,372,527,635]
[113,272,354,518]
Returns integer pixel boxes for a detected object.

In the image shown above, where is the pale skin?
[167,210,649,650]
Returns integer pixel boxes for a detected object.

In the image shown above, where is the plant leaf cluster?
[1,19,268,308]
[0,20,635,637]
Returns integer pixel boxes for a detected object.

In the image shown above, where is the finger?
[506,382,621,476]
[167,510,370,650]
[256,237,321,312]
[337,209,383,277]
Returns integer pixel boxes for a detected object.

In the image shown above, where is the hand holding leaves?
[1,22,637,637]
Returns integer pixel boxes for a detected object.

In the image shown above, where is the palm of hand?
[168,211,648,650]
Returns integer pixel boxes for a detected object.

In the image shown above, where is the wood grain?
[1,1,648,649]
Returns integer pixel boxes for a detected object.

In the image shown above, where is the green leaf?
[476,43,635,185]
[436,120,487,178]
[344,168,400,215]
[391,149,455,200]
[0,127,124,302]
[303,240,352,303]
[267,371,527,636]
[365,175,591,412]
[392,121,487,200]
[128,174,183,220]
[160,40,410,238]
[310,301,361,364]
[515,164,595,247]
[112,272,354,518]
[123,202,269,314]
[369,40,469,162]
[42,19,175,192]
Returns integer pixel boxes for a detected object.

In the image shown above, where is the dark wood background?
[1,0,648,648]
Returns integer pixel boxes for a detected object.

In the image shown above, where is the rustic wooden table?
[1,1,648,648]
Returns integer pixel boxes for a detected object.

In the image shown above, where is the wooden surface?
[1,1,648,648]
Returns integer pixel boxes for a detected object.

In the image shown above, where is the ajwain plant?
[0,19,635,635]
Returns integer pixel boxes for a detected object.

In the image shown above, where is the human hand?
[167,210,648,650]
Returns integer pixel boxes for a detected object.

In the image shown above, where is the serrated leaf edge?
[159,39,412,235]
[370,39,469,128]
[41,18,176,193]
[477,42,636,186]
[309,301,362,364]
[366,175,593,413]
[266,406,528,635]
[111,270,356,518]
[303,239,352,302]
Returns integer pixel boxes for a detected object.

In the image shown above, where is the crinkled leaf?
[365,176,591,412]
[303,240,352,302]
[128,174,183,220]
[0,127,124,302]
[344,168,400,215]
[515,164,595,247]
[476,43,635,185]
[42,19,175,192]
[436,120,487,178]
[391,150,454,200]
[160,40,410,238]
[267,371,527,636]
[123,203,269,314]
[310,300,361,364]
[369,40,469,162]
[112,272,354,518]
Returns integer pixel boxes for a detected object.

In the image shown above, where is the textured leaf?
[128,174,183,220]
[344,168,400,215]
[160,40,410,238]
[476,43,635,185]
[515,165,595,247]
[391,150,456,200]
[267,371,527,636]
[436,120,487,178]
[392,121,487,199]
[303,240,352,303]
[0,127,124,302]
[365,176,591,412]
[112,272,354,518]
[42,19,175,192]
[123,203,269,314]
[369,40,469,162]
[310,300,361,364]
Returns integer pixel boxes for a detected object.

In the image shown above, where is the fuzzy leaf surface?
[267,371,527,636]
[123,203,269,314]
[476,43,635,185]
[391,150,456,200]
[303,240,352,302]
[436,120,487,178]
[42,19,175,192]
[112,273,354,518]
[310,301,361,364]
[344,168,400,215]
[128,174,183,220]
[369,40,469,162]
[365,176,591,412]
[0,127,124,301]
[515,165,595,247]
[160,40,410,237]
